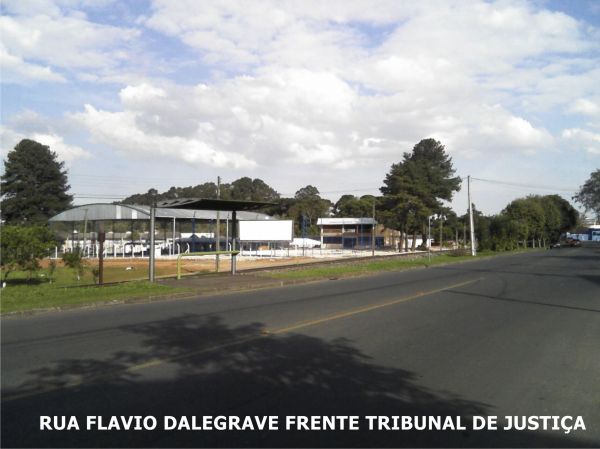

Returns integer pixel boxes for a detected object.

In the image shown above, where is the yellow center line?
[269,277,483,334]
[2,277,483,403]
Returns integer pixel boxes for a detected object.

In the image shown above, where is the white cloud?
[0,44,66,83]
[71,104,257,169]
[0,126,92,163]
[2,0,599,211]
[69,71,555,175]
[562,128,600,154]
[1,0,117,17]
[0,14,139,70]
[568,98,600,117]
[1,2,139,83]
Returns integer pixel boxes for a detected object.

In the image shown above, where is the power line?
[470,177,577,193]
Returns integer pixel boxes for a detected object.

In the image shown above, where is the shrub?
[448,248,470,257]
[62,248,87,282]
[0,225,56,282]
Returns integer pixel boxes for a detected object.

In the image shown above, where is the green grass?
[0,281,188,314]
[2,262,210,286]
[264,250,506,280]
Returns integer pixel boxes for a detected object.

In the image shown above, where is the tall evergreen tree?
[1,139,73,224]
[380,138,461,249]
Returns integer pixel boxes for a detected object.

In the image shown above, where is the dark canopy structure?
[157,198,275,211]
[156,198,276,276]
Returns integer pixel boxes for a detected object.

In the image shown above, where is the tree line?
[1,138,597,257]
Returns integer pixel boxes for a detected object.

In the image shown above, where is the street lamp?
[438,212,445,253]
[428,215,433,262]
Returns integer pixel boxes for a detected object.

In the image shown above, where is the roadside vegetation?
[1,138,597,314]
[0,280,185,314]
[0,260,197,314]
[264,248,534,281]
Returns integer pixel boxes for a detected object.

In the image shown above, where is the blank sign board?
[239,220,293,242]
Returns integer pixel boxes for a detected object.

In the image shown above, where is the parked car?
[549,241,561,249]
[568,238,581,247]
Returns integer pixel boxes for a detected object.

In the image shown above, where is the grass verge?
[0,281,189,314]
[263,250,514,280]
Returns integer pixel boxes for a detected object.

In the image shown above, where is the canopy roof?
[157,198,275,211]
[49,203,271,222]
[317,217,376,226]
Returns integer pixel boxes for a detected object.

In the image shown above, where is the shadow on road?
[2,315,596,447]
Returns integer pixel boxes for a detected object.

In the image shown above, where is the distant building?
[569,225,600,242]
[317,217,384,249]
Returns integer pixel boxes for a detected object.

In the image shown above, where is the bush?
[62,248,87,282]
[47,259,57,283]
[448,248,470,257]
[0,225,56,282]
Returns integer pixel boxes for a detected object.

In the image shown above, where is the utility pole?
[149,199,156,281]
[468,175,476,256]
[83,208,88,256]
[98,222,105,285]
[216,176,221,273]
[302,215,306,257]
[439,213,443,252]
[428,215,432,263]
[371,200,376,257]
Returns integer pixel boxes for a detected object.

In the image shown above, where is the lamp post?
[149,200,156,282]
[439,212,445,252]
[428,215,433,262]
[371,200,376,257]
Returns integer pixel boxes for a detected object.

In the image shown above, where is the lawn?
[263,250,512,280]
[0,261,190,314]
[0,280,188,314]
[0,249,536,314]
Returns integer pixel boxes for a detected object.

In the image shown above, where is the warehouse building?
[317,217,384,249]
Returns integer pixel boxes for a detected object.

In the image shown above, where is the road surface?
[2,247,599,447]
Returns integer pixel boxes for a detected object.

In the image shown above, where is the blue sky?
[1,0,599,215]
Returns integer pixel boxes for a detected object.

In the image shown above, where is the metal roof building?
[49,203,272,222]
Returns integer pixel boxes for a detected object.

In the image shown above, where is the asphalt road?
[2,247,599,448]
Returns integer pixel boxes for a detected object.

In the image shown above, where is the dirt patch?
[39,256,320,278]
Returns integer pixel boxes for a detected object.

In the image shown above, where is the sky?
[1,0,599,216]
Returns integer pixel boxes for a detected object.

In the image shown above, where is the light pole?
[371,200,376,257]
[439,212,445,252]
[468,175,476,256]
[149,200,156,282]
[428,215,433,262]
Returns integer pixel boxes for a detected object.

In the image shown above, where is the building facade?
[317,217,384,249]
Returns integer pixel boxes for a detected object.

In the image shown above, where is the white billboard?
[239,220,293,242]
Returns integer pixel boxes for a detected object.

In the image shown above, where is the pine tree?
[380,139,461,250]
[1,139,73,224]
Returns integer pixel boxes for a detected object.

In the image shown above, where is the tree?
[0,225,56,281]
[287,186,332,235]
[573,169,600,222]
[334,195,376,217]
[380,139,461,250]
[120,178,280,205]
[230,177,280,202]
[491,195,577,249]
[544,195,578,234]
[504,197,545,247]
[1,139,73,224]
